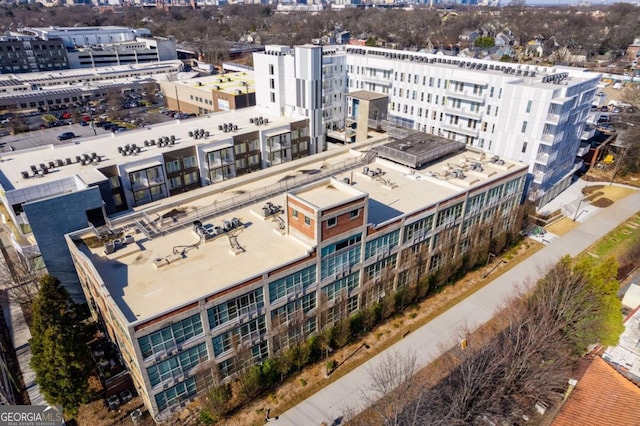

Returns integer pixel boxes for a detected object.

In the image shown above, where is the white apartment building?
[253,45,601,207]
[18,26,152,48]
[253,46,325,155]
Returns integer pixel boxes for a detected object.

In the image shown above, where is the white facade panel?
[255,44,600,205]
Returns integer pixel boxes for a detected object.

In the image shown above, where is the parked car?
[57,132,76,141]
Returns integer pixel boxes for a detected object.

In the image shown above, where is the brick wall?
[321,206,364,241]
[288,197,316,241]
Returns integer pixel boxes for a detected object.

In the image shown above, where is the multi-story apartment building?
[0,60,183,112]
[0,107,311,301]
[0,36,69,74]
[64,134,527,419]
[66,37,177,69]
[253,45,325,155]
[253,45,600,207]
[14,26,177,70]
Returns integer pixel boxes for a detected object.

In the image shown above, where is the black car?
[57,132,76,141]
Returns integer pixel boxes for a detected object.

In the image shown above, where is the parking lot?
[0,107,176,152]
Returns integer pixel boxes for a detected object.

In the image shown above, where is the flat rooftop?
[342,46,600,87]
[76,193,312,322]
[0,60,183,87]
[171,71,256,96]
[347,90,388,101]
[0,106,300,191]
[376,131,465,169]
[72,145,526,324]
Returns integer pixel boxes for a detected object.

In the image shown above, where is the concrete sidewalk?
[0,229,45,406]
[273,190,640,426]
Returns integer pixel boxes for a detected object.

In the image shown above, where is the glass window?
[168,176,181,189]
[212,316,266,356]
[403,215,434,243]
[207,288,264,329]
[146,343,208,387]
[138,314,204,360]
[320,272,360,302]
[271,293,317,325]
[364,255,397,281]
[182,155,197,169]
[268,265,317,303]
[183,171,198,186]
[166,160,180,173]
[436,203,463,228]
[364,230,400,260]
[327,217,337,228]
[154,377,197,411]
[321,246,361,280]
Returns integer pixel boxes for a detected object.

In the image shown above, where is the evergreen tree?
[29,275,92,416]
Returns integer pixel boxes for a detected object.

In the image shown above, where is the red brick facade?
[288,197,316,241]
[321,208,365,241]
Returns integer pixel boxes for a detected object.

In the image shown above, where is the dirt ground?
[211,239,542,426]
[545,217,577,236]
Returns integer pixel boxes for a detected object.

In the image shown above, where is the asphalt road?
[273,190,640,426]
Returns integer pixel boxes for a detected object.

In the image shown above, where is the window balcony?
[540,132,564,146]
[533,171,547,184]
[361,75,392,86]
[535,152,550,165]
[545,113,560,124]
[443,106,483,121]
[266,141,291,152]
[441,122,479,137]
[581,126,596,141]
[445,88,486,103]
[576,144,590,157]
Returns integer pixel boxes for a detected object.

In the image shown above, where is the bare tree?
[364,349,420,426]
[0,245,43,309]
[362,259,623,425]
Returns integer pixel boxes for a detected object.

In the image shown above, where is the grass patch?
[577,213,640,265]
